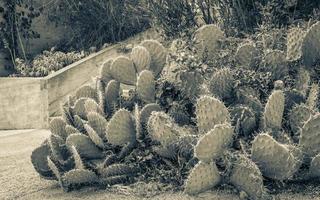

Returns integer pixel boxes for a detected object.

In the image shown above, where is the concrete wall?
[0,29,160,130]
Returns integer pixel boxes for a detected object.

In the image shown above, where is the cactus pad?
[263,90,285,131]
[307,83,319,111]
[136,70,155,103]
[235,43,258,69]
[299,113,320,157]
[229,154,267,200]
[184,161,221,195]
[104,80,120,116]
[309,153,320,178]
[84,98,104,116]
[131,45,151,73]
[84,124,105,149]
[140,40,167,77]
[196,96,231,134]
[109,56,137,85]
[70,145,86,170]
[87,112,107,139]
[49,134,68,161]
[252,133,302,180]
[295,68,310,96]
[261,50,288,80]
[209,68,234,100]
[147,111,180,146]
[73,115,86,133]
[289,104,313,135]
[286,27,305,61]
[230,105,256,136]
[61,169,98,189]
[106,109,136,146]
[50,117,68,140]
[195,124,234,162]
[73,98,89,120]
[193,24,225,60]
[302,21,320,68]
[66,134,104,159]
[75,85,97,101]
[100,59,113,84]
[31,144,54,179]
[140,103,161,126]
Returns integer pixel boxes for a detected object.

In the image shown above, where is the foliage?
[0,0,40,69]
[48,0,150,50]
[11,48,86,77]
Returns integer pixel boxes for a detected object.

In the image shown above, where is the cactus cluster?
[30,22,320,199]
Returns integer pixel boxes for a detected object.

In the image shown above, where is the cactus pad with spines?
[307,83,319,111]
[309,153,320,178]
[230,154,267,200]
[75,85,97,101]
[147,111,180,146]
[230,105,256,136]
[50,117,68,140]
[286,27,305,61]
[84,124,105,149]
[84,98,104,116]
[100,59,113,84]
[193,24,225,60]
[235,42,258,69]
[49,134,68,161]
[73,115,86,133]
[140,103,161,126]
[47,156,62,183]
[195,124,234,162]
[299,113,320,157]
[131,46,151,73]
[109,56,137,85]
[209,68,234,100]
[104,80,120,116]
[70,145,86,170]
[61,169,98,190]
[66,134,104,159]
[288,104,313,136]
[184,161,221,195]
[106,109,136,146]
[31,143,54,179]
[196,96,231,134]
[136,70,155,103]
[87,112,107,139]
[65,125,79,136]
[302,21,320,68]
[252,133,302,180]
[261,50,288,80]
[73,98,89,120]
[140,40,167,77]
[295,68,310,96]
[263,90,285,131]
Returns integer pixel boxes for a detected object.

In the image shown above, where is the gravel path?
[0,130,319,200]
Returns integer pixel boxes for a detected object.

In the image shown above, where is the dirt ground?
[1,130,320,200]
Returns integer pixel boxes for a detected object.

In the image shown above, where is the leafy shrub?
[12,48,86,77]
[48,0,150,50]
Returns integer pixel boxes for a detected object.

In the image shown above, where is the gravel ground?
[1,130,320,200]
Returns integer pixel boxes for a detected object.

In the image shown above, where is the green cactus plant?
[75,85,97,102]
[109,56,137,85]
[302,21,320,68]
[262,90,285,131]
[306,83,319,111]
[130,46,151,73]
[87,111,107,139]
[84,124,105,149]
[230,105,257,137]
[136,70,156,104]
[252,133,303,180]
[288,104,313,139]
[235,42,259,69]
[184,161,221,195]
[195,123,234,163]
[31,143,55,179]
[299,113,320,157]
[196,96,231,134]
[286,27,305,61]
[140,39,167,77]
[209,68,235,100]
[104,80,120,117]
[100,59,113,85]
[50,117,68,140]
[295,68,310,96]
[261,50,288,80]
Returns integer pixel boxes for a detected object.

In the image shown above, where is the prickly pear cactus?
[184,161,221,195]
[195,124,234,162]
[209,68,234,100]
[302,21,320,68]
[84,98,104,116]
[66,133,104,159]
[309,153,320,178]
[106,109,136,146]
[136,70,155,103]
[286,27,305,61]
[75,85,97,102]
[104,80,120,116]
[193,24,225,60]
[306,83,319,111]
[140,40,167,77]
[288,104,313,136]
[299,113,320,157]
[31,143,54,179]
[130,46,151,73]
[229,154,267,200]
[196,96,231,134]
[295,68,310,96]
[261,50,288,80]
[139,103,161,126]
[109,56,137,85]
[252,133,302,180]
[230,105,256,137]
[50,117,68,140]
[87,112,107,139]
[73,98,89,120]
[263,90,285,131]
[84,124,105,149]
[147,111,180,146]
[61,169,98,191]
[100,59,113,85]
[235,42,259,69]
